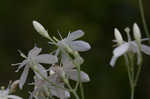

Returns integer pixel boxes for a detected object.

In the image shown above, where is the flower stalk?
[138,0,150,44]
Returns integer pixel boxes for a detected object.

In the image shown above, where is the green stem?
[124,55,133,87]
[134,62,142,87]
[128,54,135,84]
[124,54,135,99]
[138,0,150,44]
[76,66,85,99]
[131,85,135,99]
[64,79,80,99]
[134,42,143,87]
[74,81,80,91]
[129,55,135,99]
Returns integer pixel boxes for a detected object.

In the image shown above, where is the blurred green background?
[0,0,150,99]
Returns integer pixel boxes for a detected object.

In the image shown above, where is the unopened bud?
[32,20,50,39]
[114,28,123,45]
[133,23,141,42]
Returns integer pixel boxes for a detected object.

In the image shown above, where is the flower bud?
[32,20,50,39]
[114,28,123,45]
[133,23,141,42]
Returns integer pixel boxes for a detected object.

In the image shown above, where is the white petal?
[70,40,91,51]
[141,44,150,55]
[35,54,58,64]
[110,56,118,67]
[128,42,138,53]
[51,88,69,99]
[61,54,75,69]
[19,65,29,89]
[67,30,84,40]
[66,69,90,82]
[8,95,22,99]
[34,64,47,79]
[28,46,42,57]
[15,60,28,72]
[113,43,129,57]
[64,91,70,98]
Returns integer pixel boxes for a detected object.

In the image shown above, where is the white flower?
[30,74,70,99]
[0,87,22,99]
[110,23,150,67]
[12,46,58,89]
[55,30,91,55]
[50,54,90,82]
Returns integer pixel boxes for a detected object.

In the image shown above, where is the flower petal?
[70,40,91,51]
[8,95,22,99]
[35,54,58,64]
[113,43,129,57]
[110,56,118,67]
[19,65,29,89]
[67,30,84,40]
[66,69,90,82]
[34,64,47,79]
[28,46,42,57]
[50,86,70,99]
[141,44,150,55]
[128,42,138,53]
[61,54,75,69]
[15,60,28,72]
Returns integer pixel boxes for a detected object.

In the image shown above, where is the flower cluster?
[13,20,91,99]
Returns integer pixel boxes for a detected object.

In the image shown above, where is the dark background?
[0,0,150,99]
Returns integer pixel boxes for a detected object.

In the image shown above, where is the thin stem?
[138,0,150,44]
[124,55,132,87]
[128,54,135,99]
[124,54,135,99]
[134,63,142,87]
[134,42,143,87]
[64,79,80,99]
[128,54,135,84]
[131,85,135,99]
[74,81,80,91]
[76,66,85,99]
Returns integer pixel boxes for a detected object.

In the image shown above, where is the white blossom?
[50,54,90,82]
[30,74,70,99]
[55,30,91,55]
[110,23,150,67]
[12,46,58,89]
